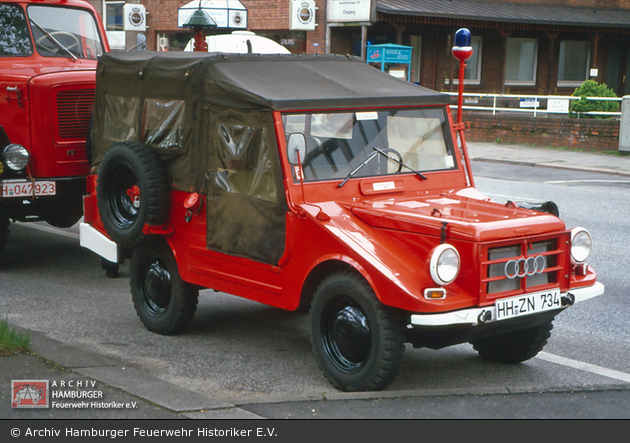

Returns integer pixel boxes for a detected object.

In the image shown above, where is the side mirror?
[287,133,306,165]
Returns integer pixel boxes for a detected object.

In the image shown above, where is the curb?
[16,326,265,419]
[471,156,630,177]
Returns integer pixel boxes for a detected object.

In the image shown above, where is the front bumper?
[410,282,605,327]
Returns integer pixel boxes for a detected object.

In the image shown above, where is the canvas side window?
[102,95,139,142]
[215,123,277,203]
[206,113,286,265]
[143,99,185,149]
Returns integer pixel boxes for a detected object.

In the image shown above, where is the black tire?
[97,141,169,248]
[130,239,198,335]
[0,207,9,258]
[471,321,553,364]
[310,271,405,392]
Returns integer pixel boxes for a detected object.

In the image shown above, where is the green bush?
[569,80,619,118]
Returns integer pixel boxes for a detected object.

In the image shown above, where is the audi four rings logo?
[504,255,546,279]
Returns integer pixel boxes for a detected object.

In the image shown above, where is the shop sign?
[290,0,317,30]
[327,0,372,22]
[123,4,146,32]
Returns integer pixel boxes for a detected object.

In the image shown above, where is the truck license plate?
[1,181,56,198]
[495,288,561,320]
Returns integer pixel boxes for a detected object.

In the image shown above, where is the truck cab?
[81,51,604,392]
[0,0,109,256]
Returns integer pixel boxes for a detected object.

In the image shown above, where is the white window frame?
[557,40,591,87]
[103,0,125,50]
[447,36,482,85]
[505,38,538,86]
[410,35,422,84]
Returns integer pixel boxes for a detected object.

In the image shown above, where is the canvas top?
[95,51,450,111]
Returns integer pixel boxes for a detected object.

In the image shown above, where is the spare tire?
[97,141,169,247]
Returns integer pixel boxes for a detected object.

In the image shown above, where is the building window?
[104,1,125,50]
[465,36,482,84]
[448,36,482,85]
[505,38,538,85]
[558,40,591,87]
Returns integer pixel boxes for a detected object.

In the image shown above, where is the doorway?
[607,45,630,97]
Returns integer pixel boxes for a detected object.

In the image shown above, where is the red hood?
[1,59,97,81]
[345,190,565,242]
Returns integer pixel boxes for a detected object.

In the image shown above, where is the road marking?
[544,179,630,184]
[537,352,630,383]
[19,222,80,240]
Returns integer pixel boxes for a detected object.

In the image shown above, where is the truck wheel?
[310,271,405,391]
[130,239,198,335]
[97,141,169,247]
[0,208,9,257]
[471,321,553,364]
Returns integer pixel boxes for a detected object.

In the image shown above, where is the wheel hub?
[331,305,371,364]
[143,262,171,311]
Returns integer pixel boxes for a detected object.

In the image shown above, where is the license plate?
[1,180,56,198]
[495,288,561,321]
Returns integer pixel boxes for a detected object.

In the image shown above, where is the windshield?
[0,4,32,56]
[27,5,104,59]
[283,108,456,183]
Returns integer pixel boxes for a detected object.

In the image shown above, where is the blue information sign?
[366,44,413,81]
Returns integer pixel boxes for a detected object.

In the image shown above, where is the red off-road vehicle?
[81,51,604,391]
[0,0,108,257]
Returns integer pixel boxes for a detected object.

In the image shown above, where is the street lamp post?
[182,4,217,52]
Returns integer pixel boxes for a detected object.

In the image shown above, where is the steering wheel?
[334,146,404,180]
[376,147,403,173]
[36,31,80,54]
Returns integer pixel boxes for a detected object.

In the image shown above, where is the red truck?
[0,0,109,256]
[80,51,604,392]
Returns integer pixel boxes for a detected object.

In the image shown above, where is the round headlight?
[430,244,461,285]
[571,228,592,264]
[3,144,29,171]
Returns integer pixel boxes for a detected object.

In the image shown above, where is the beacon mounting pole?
[451,28,475,187]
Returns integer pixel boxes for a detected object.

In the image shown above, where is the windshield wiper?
[29,19,77,60]
[372,147,427,181]
[338,151,380,188]
[338,147,427,188]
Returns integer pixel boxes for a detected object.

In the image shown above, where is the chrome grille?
[56,89,95,139]
[484,238,561,296]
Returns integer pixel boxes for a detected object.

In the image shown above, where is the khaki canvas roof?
[95,51,450,111]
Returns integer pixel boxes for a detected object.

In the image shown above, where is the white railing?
[444,92,622,118]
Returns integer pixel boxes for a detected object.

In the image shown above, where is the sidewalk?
[1,327,263,419]
[466,141,630,176]
[2,142,629,420]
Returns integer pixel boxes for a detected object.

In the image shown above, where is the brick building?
[87,1,630,97]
